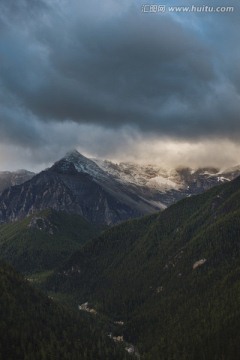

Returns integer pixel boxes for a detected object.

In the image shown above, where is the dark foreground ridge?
[0,262,130,360]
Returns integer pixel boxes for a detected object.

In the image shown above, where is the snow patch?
[146,176,181,191]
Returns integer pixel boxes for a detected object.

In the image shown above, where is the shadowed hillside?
[46,176,240,359]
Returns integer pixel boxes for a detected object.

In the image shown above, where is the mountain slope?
[0,151,239,226]
[0,151,161,226]
[0,209,99,273]
[94,158,236,206]
[46,176,240,359]
[0,262,129,360]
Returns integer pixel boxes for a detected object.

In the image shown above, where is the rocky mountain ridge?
[0,150,239,225]
[0,151,160,225]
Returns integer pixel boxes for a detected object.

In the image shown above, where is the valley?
[1,151,240,359]
[43,175,240,359]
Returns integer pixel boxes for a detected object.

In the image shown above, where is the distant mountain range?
[0,169,34,192]
[0,150,239,225]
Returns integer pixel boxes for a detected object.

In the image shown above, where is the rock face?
[0,152,160,225]
[27,215,59,235]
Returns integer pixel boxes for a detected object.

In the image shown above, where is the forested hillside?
[46,176,240,359]
[0,209,100,274]
[0,262,130,360]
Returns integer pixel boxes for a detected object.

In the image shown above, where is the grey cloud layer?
[0,0,239,156]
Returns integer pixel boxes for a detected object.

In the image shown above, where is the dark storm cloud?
[32,14,215,129]
[0,0,239,151]
[0,0,49,20]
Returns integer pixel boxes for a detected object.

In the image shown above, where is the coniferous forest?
[44,176,240,359]
[2,169,240,358]
[0,262,130,360]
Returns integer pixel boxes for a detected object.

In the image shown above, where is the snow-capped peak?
[53,151,240,196]
[64,149,88,163]
[60,150,108,179]
[93,158,184,192]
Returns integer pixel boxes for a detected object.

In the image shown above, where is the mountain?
[0,150,239,226]
[45,175,240,359]
[93,159,237,206]
[0,209,99,273]
[0,169,34,192]
[0,262,129,360]
[221,164,240,180]
[0,151,162,226]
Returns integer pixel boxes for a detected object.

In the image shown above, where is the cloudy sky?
[0,0,239,171]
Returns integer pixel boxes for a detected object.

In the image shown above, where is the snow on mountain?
[220,165,240,180]
[92,157,240,195]
[146,176,182,191]
[55,151,240,207]
[64,152,183,193]
[92,159,183,191]
[64,150,107,179]
[0,150,239,226]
